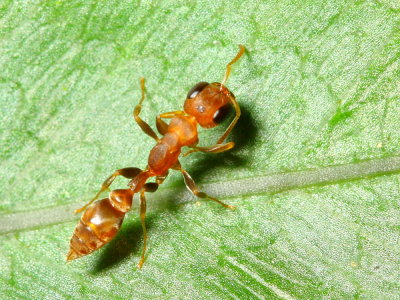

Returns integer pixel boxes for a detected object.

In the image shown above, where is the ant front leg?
[216,93,241,144]
[174,163,235,210]
[184,91,241,157]
[137,182,158,269]
[133,78,159,141]
[183,142,235,157]
[156,115,169,136]
[155,110,185,136]
[74,167,142,213]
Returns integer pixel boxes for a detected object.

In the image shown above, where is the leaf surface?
[1,0,400,298]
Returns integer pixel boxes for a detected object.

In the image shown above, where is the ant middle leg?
[74,167,142,213]
[133,78,159,141]
[137,182,158,269]
[175,165,235,210]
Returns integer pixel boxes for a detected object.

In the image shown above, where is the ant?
[67,45,245,268]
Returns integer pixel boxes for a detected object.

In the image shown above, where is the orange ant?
[67,45,245,268]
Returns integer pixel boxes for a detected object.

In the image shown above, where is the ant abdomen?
[67,189,134,261]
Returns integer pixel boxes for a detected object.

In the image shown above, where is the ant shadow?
[187,102,257,182]
[91,104,258,273]
[91,214,157,273]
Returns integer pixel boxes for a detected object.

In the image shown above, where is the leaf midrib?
[1,154,399,234]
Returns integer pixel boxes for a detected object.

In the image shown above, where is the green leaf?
[1,0,399,298]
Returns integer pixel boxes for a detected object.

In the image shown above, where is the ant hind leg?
[74,167,142,213]
[178,166,235,210]
[137,182,158,269]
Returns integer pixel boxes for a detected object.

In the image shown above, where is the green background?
[1,0,399,298]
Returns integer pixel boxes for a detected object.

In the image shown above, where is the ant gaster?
[67,45,245,268]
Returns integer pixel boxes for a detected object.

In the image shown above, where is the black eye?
[213,103,233,124]
[187,82,209,99]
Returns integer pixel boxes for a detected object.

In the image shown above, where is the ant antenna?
[220,44,245,89]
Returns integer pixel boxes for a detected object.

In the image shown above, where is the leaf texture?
[1,0,400,299]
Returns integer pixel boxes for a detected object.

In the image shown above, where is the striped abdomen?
[67,189,134,261]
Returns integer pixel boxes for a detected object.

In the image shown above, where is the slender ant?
[67,45,245,268]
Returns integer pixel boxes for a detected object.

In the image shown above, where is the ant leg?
[133,78,159,141]
[178,166,235,210]
[216,93,241,144]
[182,95,239,154]
[137,190,147,269]
[158,111,185,119]
[183,142,235,157]
[156,171,169,185]
[74,167,142,213]
[155,110,185,135]
[156,115,169,135]
[137,182,158,269]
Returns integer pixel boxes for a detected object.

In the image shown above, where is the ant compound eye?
[213,103,233,124]
[187,82,209,99]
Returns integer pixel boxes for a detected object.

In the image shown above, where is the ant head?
[184,82,233,128]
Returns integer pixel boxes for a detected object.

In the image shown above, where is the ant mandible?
[67,45,245,268]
